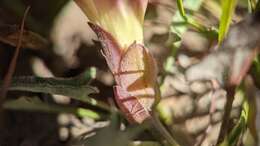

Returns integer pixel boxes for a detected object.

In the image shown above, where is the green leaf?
[218,0,238,44]
[169,0,218,57]
[170,0,204,46]
[77,108,101,119]
[3,97,101,119]
[256,0,260,11]
[0,69,110,111]
[251,55,260,89]
[3,75,98,101]
[219,137,229,146]
[247,0,257,12]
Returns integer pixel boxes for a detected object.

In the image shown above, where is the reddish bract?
[89,23,158,123]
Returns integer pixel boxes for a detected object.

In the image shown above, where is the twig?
[0,6,31,105]
[216,85,236,145]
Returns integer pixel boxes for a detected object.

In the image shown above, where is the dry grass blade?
[0,24,48,50]
[0,6,31,105]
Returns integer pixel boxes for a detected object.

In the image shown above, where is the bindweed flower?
[74,0,158,123]
[74,0,146,49]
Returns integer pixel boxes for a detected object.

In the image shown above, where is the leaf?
[218,0,237,44]
[166,0,210,71]
[0,23,48,49]
[256,0,260,11]
[251,55,260,89]
[3,97,101,119]
[89,20,158,124]
[227,88,248,146]
[219,137,229,146]
[170,0,212,48]
[247,0,257,12]
[186,13,260,85]
[220,83,257,146]
[0,69,110,110]
[3,76,97,101]
[114,43,158,123]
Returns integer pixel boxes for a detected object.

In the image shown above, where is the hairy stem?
[0,76,110,111]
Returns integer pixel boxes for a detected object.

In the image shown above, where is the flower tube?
[74,0,158,123]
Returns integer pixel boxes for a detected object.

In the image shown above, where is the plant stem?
[148,83,179,146]
[217,85,236,144]
[150,112,178,146]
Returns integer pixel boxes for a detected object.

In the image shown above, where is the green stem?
[150,112,178,146]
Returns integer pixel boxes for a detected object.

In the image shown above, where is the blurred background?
[0,0,259,146]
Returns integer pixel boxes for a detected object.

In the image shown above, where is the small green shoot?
[218,0,237,44]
